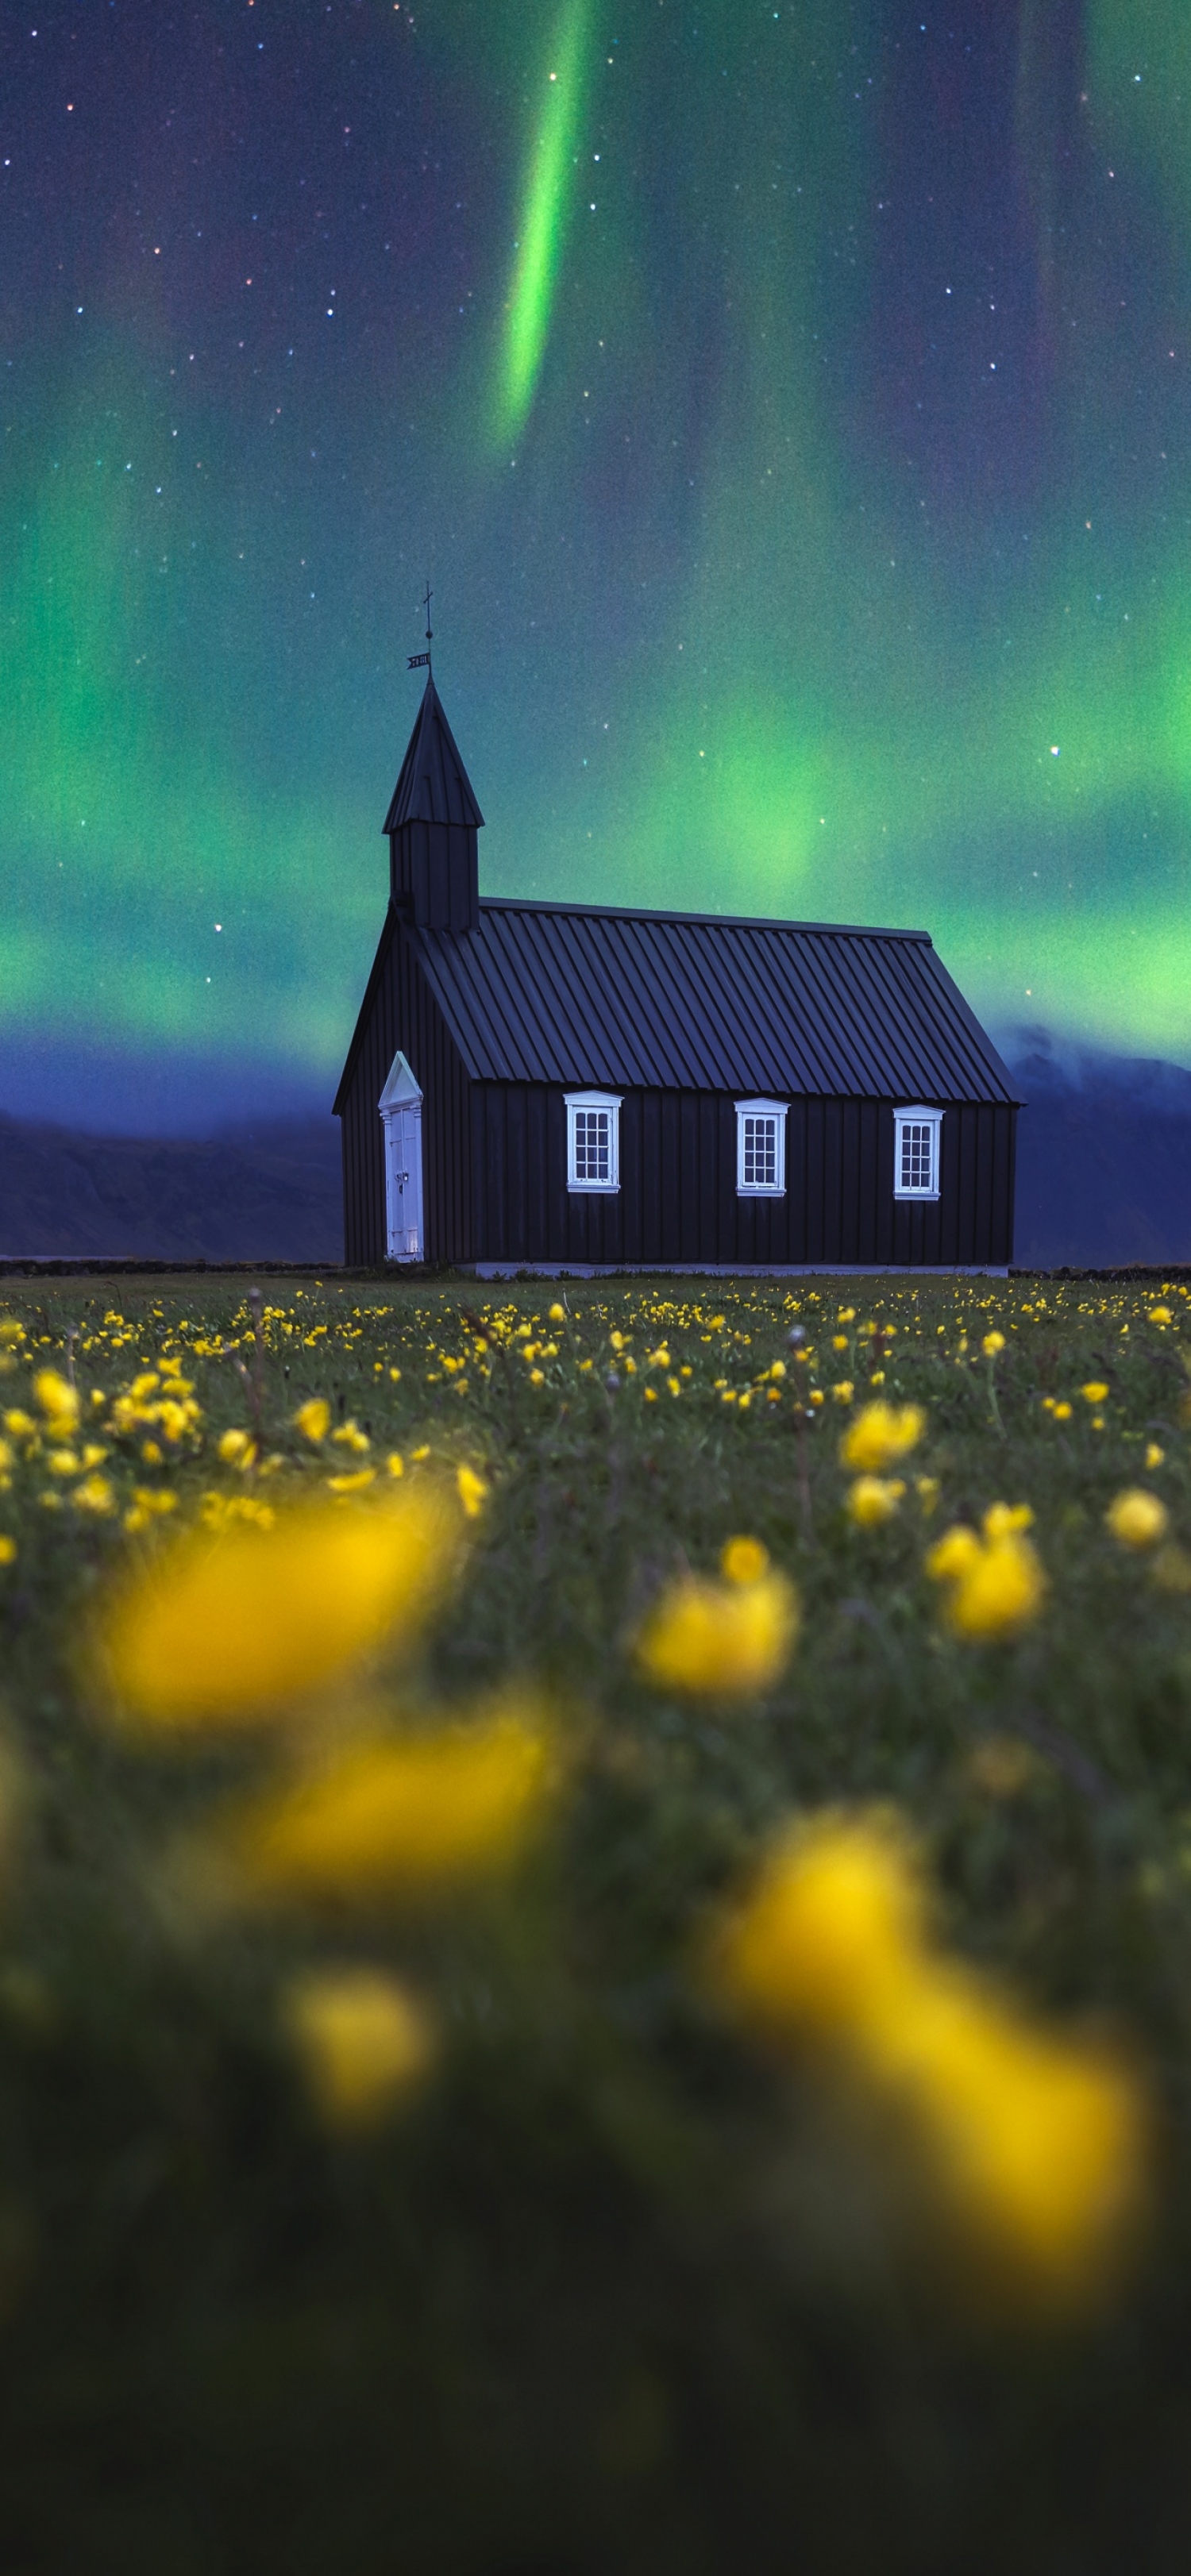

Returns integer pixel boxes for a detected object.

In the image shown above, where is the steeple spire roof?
[382,676,484,835]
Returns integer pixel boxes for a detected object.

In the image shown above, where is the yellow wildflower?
[98,1487,461,1736]
[3,1412,34,1440]
[847,1475,905,1526]
[295,1398,330,1444]
[218,1429,256,1469]
[215,1711,555,1904]
[0,1537,15,1566]
[831,1380,855,1405]
[123,1488,179,1535]
[706,1811,1149,2312]
[1053,1400,1073,1422]
[982,1331,1006,1357]
[1146,1443,1166,1470]
[33,1369,79,1433]
[720,1535,769,1587]
[457,1465,489,1519]
[326,1469,376,1494]
[707,1810,927,2040]
[71,1475,115,1516]
[635,1558,798,1698]
[45,1449,81,1477]
[1105,1489,1169,1551]
[283,1966,436,2131]
[0,1322,24,1346]
[1081,1382,1109,1405]
[1148,1306,1173,1327]
[927,1516,1046,1641]
[831,1335,850,1352]
[548,1303,566,1324]
[386,1453,404,1478]
[915,1476,940,1514]
[331,1419,369,1454]
[840,1400,926,1473]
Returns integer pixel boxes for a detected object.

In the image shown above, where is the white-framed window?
[735,1098,788,1196]
[565,1090,622,1192]
[893,1105,942,1200]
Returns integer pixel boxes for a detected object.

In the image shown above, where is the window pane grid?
[573,1109,610,1183]
[742,1116,777,1188]
[899,1122,933,1191]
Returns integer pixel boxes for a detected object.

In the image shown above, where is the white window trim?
[735,1097,788,1197]
[565,1090,622,1193]
[893,1104,942,1201]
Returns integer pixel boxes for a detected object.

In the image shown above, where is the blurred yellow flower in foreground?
[926,1510,1045,1641]
[720,1534,769,1587]
[707,1810,1149,2312]
[218,1429,256,1469]
[982,1331,1006,1357]
[99,1488,461,1735]
[294,1398,330,1445]
[283,1966,436,2131]
[216,1710,555,1905]
[635,1546,798,1698]
[33,1369,79,1434]
[840,1400,925,1473]
[1105,1489,1169,1551]
[846,1475,905,1527]
[457,1465,490,1519]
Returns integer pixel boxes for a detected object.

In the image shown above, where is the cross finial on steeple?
[407,579,434,674]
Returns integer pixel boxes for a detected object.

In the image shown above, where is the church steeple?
[383,676,484,936]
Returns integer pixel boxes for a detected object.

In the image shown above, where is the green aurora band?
[496,0,592,444]
[3,0,1191,1101]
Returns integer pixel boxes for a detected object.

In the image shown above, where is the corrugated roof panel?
[410,900,1018,1104]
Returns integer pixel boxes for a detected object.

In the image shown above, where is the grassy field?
[2,1265,1191,2571]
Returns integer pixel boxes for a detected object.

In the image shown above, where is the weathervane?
[407,580,434,673]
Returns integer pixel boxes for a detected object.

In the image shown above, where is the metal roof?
[382,677,485,834]
[408,898,1018,1103]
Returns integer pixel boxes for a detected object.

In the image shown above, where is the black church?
[334,677,1019,1273]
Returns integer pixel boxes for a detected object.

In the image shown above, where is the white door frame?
[379,1049,424,1261]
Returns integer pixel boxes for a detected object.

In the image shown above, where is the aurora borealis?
[3,0,1191,1128]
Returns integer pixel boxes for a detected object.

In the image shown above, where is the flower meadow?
[3,1268,1191,2567]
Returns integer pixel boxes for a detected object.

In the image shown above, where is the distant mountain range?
[0,1037,1189,1268]
[1006,1031,1191,1269]
[0,1115,342,1262]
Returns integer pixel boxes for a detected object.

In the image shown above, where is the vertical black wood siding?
[469,1086,1016,1268]
[338,912,473,1265]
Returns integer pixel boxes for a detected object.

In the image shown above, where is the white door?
[378,1051,424,1261]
